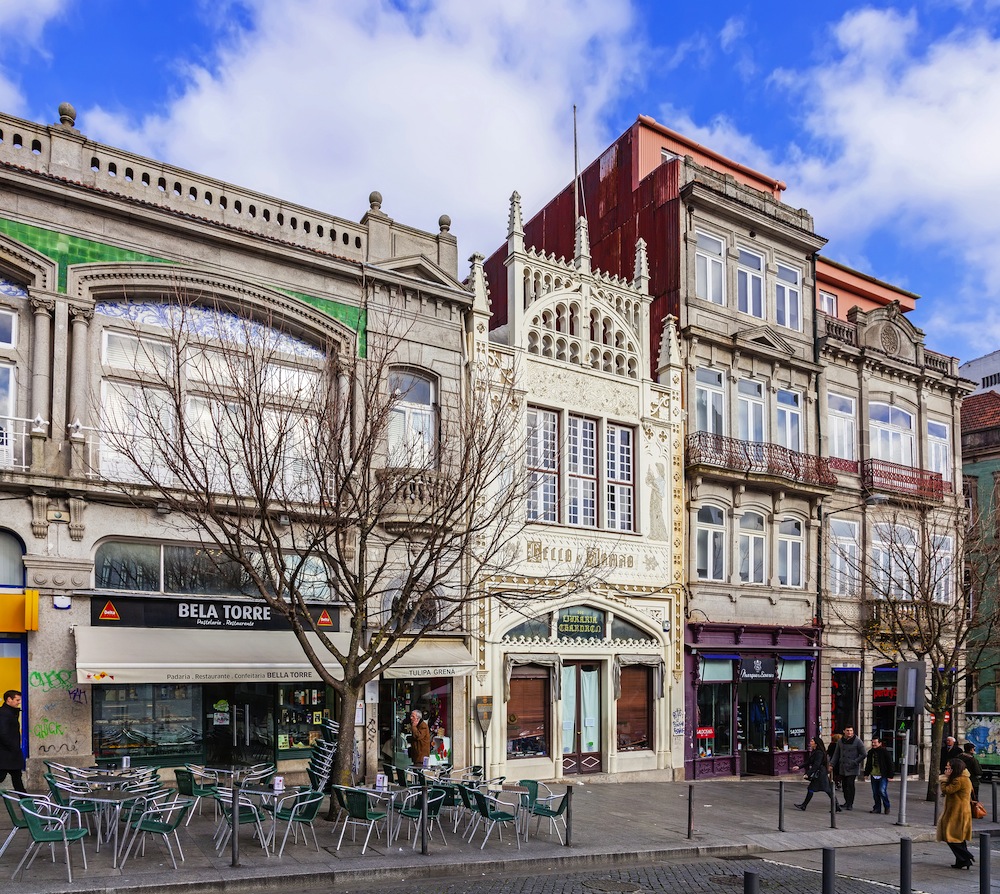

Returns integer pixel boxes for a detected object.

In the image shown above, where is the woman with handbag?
[795,737,840,812]
[938,757,975,869]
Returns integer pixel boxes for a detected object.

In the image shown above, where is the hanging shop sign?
[91,595,339,632]
[739,657,777,681]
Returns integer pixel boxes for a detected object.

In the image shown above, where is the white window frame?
[0,309,16,349]
[695,368,725,435]
[829,519,859,596]
[695,232,725,306]
[527,407,558,522]
[738,511,766,584]
[827,392,856,461]
[777,518,803,587]
[932,534,954,604]
[738,379,765,443]
[388,371,437,468]
[776,389,802,452]
[696,505,726,581]
[872,523,917,600]
[103,330,172,374]
[775,264,802,331]
[819,291,838,316]
[869,403,914,466]
[606,424,634,532]
[737,248,764,318]
[0,363,14,468]
[568,415,597,527]
[928,420,951,482]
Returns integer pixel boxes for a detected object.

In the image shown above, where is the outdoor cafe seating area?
[0,722,570,885]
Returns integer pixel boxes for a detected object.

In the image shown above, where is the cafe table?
[79,788,154,869]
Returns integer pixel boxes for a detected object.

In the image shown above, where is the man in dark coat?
[832,726,867,810]
[940,736,962,772]
[862,736,895,814]
[0,690,25,793]
[959,742,983,802]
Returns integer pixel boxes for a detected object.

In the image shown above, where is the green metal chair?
[14,797,89,883]
[528,789,569,844]
[0,790,31,859]
[471,789,520,851]
[174,768,216,825]
[214,789,270,856]
[120,796,194,870]
[269,789,325,857]
[395,787,448,849]
[336,788,388,855]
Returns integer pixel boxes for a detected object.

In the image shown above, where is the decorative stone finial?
[369,191,382,211]
[508,191,524,238]
[633,237,649,295]
[574,215,591,274]
[58,102,76,128]
[438,214,451,233]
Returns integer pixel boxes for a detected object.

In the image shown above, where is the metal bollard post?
[230,770,240,868]
[687,784,694,839]
[822,846,836,894]
[899,836,911,894]
[992,779,998,824]
[778,780,785,832]
[830,783,837,829]
[565,785,573,846]
[743,869,759,893]
[980,830,991,892]
[420,776,428,855]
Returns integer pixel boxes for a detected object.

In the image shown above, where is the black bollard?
[420,776,428,855]
[687,784,694,839]
[230,770,240,868]
[993,779,998,824]
[980,830,991,892]
[743,869,759,893]
[778,780,785,832]
[899,836,911,894]
[822,846,836,894]
[565,785,573,846]
[830,782,837,830]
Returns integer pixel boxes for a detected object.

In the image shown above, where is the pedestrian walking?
[958,742,982,802]
[940,735,962,772]
[0,690,25,794]
[832,726,866,810]
[938,757,975,870]
[795,737,840,812]
[862,736,894,814]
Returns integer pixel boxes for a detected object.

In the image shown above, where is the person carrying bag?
[796,736,841,812]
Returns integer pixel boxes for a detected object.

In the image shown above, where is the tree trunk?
[925,698,947,801]
[334,684,361,787]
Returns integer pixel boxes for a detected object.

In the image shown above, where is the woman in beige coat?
[938,757,974,869]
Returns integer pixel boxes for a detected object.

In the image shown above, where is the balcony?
[864,599,947,640]
[861,458,944,502]
[686,431,837,489]
[376,467,453,533]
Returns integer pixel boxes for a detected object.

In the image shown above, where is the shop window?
[507,670,550,759]
[277,684,329,753]
[93,683,203,763]
[831,668,860,735]
[95,541,162,591]
[777,661,807,752]
[617,666,652,752]
[697,658,733,758]
[379,678,452,768]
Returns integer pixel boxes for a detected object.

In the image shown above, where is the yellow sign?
[0,590,39,633]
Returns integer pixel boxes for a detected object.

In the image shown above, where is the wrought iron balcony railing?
[861,458,944,502]
[686,431,838,488]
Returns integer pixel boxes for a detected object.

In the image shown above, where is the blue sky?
[1,1,998,363]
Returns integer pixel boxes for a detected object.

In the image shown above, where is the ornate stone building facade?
[470,194,685,780]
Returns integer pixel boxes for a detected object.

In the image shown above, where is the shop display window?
[507,670,549,759]
[696,682,732,757]
[378,678,452,768]
[617,666,652,751]
[93,683,202,764]
[276,684,328,754]
[776,682,806,752]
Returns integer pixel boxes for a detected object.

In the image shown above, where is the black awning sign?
[740,657,777,681]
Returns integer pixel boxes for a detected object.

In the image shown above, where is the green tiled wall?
[0,219,365,349]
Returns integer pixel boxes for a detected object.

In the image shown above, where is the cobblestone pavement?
[328,843,1000,894]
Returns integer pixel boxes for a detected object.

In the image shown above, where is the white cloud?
[719,16,746,52]
[0,0,70,117]
[78,0,642,275]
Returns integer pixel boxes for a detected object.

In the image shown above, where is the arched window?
[387,370,436,468]
[0,530,24,589]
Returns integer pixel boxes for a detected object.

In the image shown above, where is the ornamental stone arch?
[0,232,58,293]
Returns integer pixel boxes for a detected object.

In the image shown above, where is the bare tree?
[88,282,587,784]
[827,503,1000,798]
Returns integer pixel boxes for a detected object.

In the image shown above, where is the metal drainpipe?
[812,250,825,736]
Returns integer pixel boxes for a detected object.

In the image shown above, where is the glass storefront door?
[203,682,274,766]
[561,661,602,774]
